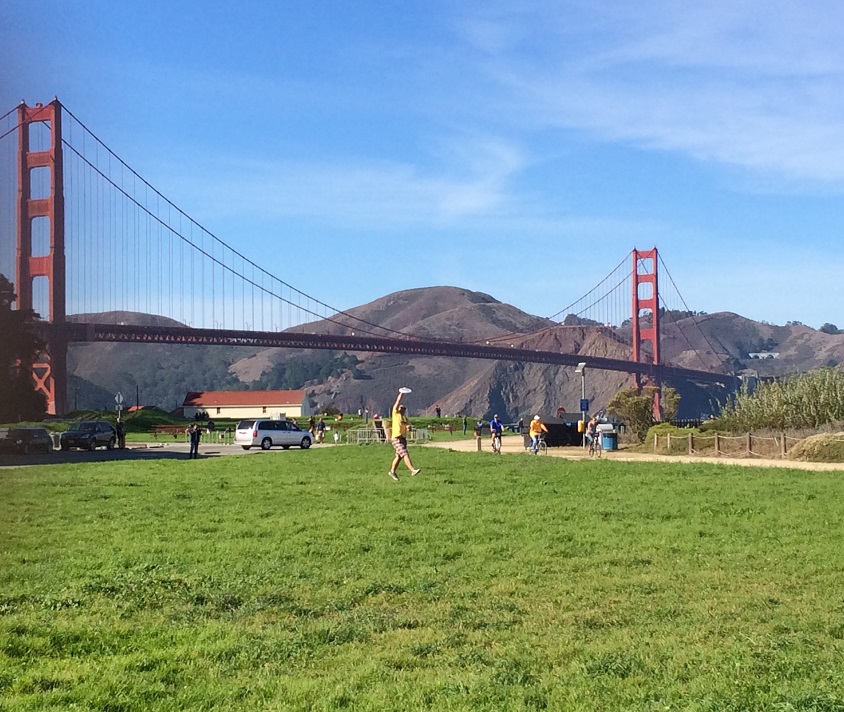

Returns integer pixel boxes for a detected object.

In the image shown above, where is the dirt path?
[426,436,844,472]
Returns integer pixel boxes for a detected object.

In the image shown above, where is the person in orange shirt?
[528,415,548,454]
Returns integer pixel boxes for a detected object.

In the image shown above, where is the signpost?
[575,363,587,448]
[115,392,124,419]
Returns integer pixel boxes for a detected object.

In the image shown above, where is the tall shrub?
[718,367,844,430]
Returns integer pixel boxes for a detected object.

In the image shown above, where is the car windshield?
[76,422,97,432]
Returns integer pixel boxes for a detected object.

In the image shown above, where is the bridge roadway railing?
[58,321,731,385]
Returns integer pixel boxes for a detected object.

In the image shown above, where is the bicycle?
[526,434,547,455]
[491,433,502,454]
[588,433,602,458]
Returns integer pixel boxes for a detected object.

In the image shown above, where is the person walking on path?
[316,417,326,443]
[462,415,468,435]
[387,389,421,481]
[528,415,548,454]
[187,423,201,459]
[585,416,599,449]
[115,418,126,449]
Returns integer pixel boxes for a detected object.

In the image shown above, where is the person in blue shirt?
[489,414,504,452]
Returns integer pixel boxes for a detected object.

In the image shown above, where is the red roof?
[182,390,306,407]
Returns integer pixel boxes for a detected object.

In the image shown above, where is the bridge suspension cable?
[60,103,427,340]
[656,252,732,372]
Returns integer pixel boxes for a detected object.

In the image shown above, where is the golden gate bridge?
[0,99,731,415]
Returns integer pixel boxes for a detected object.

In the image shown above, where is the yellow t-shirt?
[391,408,408,439]
[529,419,545,436]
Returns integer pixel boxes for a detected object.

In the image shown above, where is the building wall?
[183,402,308,420]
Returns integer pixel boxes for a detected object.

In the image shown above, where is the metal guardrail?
[344,427,430,445]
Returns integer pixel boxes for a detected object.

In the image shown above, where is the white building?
[181,390,310,420]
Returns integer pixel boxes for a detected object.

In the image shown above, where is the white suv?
[235,419,313,451]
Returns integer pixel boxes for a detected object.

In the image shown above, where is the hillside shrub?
[787,432,844,462]
[642,422,705,449]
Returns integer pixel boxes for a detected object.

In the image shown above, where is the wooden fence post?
[714,433,720,456]
[746,432,752,455]
[654,434,659,452]
[688,433,693,454]
[781,432,787,457]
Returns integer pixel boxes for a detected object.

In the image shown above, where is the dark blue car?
[60,421,117,451]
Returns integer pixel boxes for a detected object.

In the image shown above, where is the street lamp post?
[575,362,587,448]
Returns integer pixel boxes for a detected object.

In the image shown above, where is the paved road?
[0,441,321,468]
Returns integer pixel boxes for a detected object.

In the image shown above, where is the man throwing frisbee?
[388,388,421,481]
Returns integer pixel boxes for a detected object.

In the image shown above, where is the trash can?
[601,431,618,451]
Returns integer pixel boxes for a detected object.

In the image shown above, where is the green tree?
[0,275,47,422]
[607,385,680,442]
[819,323,841,335]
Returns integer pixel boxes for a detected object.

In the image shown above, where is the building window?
[263,406,267,413]
[216,408,221,415]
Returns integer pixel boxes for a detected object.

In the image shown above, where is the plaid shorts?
[392,436,408,458]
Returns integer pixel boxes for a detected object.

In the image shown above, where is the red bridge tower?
[15,99,67,415]
[631,247,661,418]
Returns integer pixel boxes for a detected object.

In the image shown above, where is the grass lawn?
[2,447,844,711]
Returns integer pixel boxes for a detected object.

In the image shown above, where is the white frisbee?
[398,387,412,394]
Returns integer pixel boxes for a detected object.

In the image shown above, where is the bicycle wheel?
[537,441,547,455]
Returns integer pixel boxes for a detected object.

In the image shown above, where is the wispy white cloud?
[160,131,529,229]
[457,1,844,184]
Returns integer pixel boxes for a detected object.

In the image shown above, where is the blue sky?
[2,0,843,328]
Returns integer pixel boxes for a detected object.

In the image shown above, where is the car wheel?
[107,438,115,450]
[89,438,97,451]
[241,446,251,451]
[300,437,311,449]
[261,437,273,450]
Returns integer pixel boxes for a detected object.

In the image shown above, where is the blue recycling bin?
[601,431,618,451]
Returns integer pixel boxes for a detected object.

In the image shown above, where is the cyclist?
[528,415,548,454]
[489,414,504,453]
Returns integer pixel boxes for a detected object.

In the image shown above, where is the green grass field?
[2,448,844,711]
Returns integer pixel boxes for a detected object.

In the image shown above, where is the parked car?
[0,427,53,454]
[235,419,312,450]
[60,421,117,451]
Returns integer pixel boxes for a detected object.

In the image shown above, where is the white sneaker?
[388,471,399,481]
[411,468,421,477]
